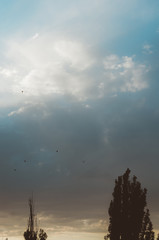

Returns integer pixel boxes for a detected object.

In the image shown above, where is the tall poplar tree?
[107,169,154,240]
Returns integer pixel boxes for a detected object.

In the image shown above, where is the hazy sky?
[0,1,159,239]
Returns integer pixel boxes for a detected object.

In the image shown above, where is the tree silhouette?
[107,169,154,240]
[38,229,47,240]
[24,229,38,240]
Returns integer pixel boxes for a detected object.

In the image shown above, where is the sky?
[0,0,159,239]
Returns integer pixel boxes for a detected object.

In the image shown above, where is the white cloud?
[54,40,94,71]
[8,106,26,116]
[0,34,149,104]
[101,55,149,95]
[143,44,153,54]
[31,33,39,40]
[2,34,95,100]
[7,101,49,117]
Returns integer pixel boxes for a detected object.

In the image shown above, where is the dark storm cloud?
[0,81,159,233]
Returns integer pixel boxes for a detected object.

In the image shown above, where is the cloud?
[143,44,153,54]
[0,34,150,105]
[8,106,27,116]
[101,55,149,95]
[7,102,48,117]
[2,34,95,100]
[1,88,159,237]
[38,212,106,234]
[31,33,39,40]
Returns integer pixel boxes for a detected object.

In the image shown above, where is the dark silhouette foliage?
[107,168,154,240]
[24,229,38,240]
[39,229,48,240]
[24,198,48,240]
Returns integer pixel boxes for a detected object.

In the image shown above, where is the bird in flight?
[56,150,59,152]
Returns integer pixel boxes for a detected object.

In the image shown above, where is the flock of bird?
[12,90,86,172]
[13,149,59,172]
